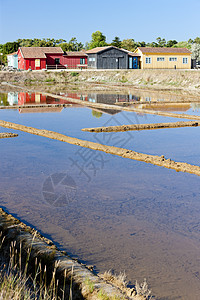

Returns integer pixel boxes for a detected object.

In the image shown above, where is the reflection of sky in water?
[1,95,200,299]
[1,106,200,166]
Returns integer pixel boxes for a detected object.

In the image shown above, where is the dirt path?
[82,121,199,132]
[1,120,200,177]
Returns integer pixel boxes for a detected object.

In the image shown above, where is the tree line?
[1,31,200,64]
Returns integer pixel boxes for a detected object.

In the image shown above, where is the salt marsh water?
[1,91,200,299]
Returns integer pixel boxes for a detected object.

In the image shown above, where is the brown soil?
[0,132,18,138]
[1,69,200,97]
[82,121,199,132]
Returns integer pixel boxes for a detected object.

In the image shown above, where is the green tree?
[188,38,194,44]
[0,93,9,106]
[16,38,68,48]
[173,41,191,49]
[166,40,178,47]
[156,37,166,47]
[17,39,32,47]
[194,37,200,44]
[3,42,19,54]
[89,31,107,49]
[59,38,83,52]
[55,39,66,45]
[121,39,137,51]
[111,37,121,48]
[137,41,146,47]
[146,41,158,47]
[59,43,70,52]
[92,110,102,118]
[68,37,83,51]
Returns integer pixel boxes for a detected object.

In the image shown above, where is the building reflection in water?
[3,91,200,115]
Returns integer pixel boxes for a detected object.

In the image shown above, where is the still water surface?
[0,91,200,299]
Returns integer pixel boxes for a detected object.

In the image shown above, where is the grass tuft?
[135,278,152,299]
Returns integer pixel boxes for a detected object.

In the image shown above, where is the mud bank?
[82,121,199,133]
[1,120,200,177]
[0,132,18,138]
[0,207,148,299]
[1,69,200,96]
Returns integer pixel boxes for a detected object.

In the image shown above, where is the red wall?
[18,49,46,70]
[23,59,46,70]
[62,56,87,68]
[18,92,46,105]
[46,54,65,67]
[18,49,25,70]
[17,48,88,69]
[46,53,88,68]
[45,54,87,68]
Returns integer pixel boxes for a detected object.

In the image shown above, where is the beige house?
[135,47,192,69]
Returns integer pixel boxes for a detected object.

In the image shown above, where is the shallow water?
[1,90,200,299]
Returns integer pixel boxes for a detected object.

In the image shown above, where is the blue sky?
[0,0,200,45]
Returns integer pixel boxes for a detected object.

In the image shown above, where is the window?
[129,57,133,69]
[80,58,85,64]
[183,57,188,64]
[145,57,151,64]
[157,57,165,62]
[55,58,60,64]
[169,57,177,62]
[35,59,40,67]
[89,57,95,62]
[89,98,96,103]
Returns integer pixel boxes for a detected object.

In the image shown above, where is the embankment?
[0,207,147,299]
[0,69,200,95]
[82,121,199,132]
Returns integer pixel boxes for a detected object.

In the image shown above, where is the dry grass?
[0,233,67,300]
[100,270,152,299]
[135,278,152,299]
[100,270,127,290]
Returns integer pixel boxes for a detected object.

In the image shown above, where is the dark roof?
[19,47,64,59]
[137,47,192,54]
[86,46,113,54]
[86,46,141,56]
[63,51,88,57]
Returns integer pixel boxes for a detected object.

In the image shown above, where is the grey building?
[86,46,139,69]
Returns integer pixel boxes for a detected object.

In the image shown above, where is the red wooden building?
[18,47,65,70]
[17,47,88,70]
[18,92,47,105]
[63,51,87,69]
